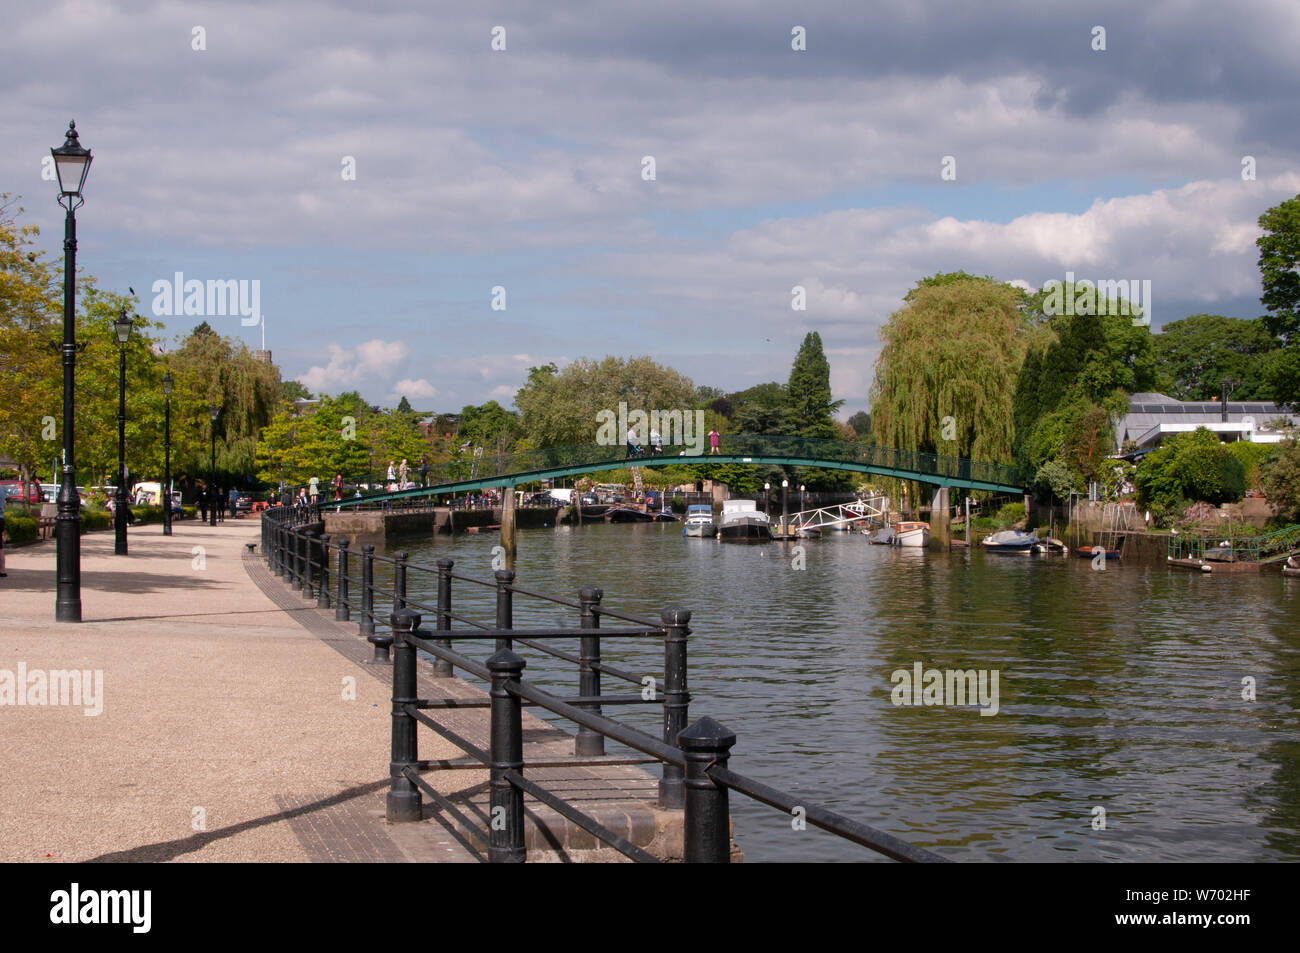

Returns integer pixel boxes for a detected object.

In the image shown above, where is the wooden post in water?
[965,496,970,546]
[500,484,517,571]
[929,486,950,550]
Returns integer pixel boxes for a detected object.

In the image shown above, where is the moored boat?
[1074,544,1121,560]
[682,504,717,538]
[867,526,895,545]
[718,499,772,543]
[893,521,930,548]
[982,529,1037,553]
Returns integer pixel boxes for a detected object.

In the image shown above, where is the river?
[370,521,1300,862]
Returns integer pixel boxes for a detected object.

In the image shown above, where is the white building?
[1115,392,1299,451]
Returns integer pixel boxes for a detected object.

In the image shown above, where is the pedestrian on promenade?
[198,484,208,523]
[709,429,720,455]
[333,472,343,501]
[228,490,237,519]
[217,487,226,522]
[399,459,409,487]
[308,476,319,504]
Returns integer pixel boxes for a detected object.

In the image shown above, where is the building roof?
[1116,393,1298,449]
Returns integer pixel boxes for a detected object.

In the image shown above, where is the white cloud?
[389,378,435,401]
[299,338,411,394]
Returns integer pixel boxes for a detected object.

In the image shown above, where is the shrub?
[4,515,39,544]
[995,502,1026,526]
[971,516,998,530]
[1261,438,1300,522]
[80,509,111,532]
[1136,428,1247,509]
[1228,441,1274,491]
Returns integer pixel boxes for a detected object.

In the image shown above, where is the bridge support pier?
[929,486,950,550]
[500,484,517,571]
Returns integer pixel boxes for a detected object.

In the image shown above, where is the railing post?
[487,648,527,863]
[360,544,376,640]
[303,527,317,599]
[317,534,331,609]
[277,520,287,577]
[494,569,515,652]
[386,608,423,823]
[393,550,408,612]
[575,585,604,756]
[659,606,691,809]
[292,526,304,590]
[434,558,454,677]
[335,539,350,621]
[680,717,736,863]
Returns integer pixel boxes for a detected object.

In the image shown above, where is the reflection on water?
[371,522,1300,862]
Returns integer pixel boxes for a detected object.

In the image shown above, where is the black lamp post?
[162,371,173,536]
[209,404,219,526]
[52,121,92,622]
[113,309,133,555]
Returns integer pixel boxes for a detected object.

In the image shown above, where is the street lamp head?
[52,121,92,200]
[162,370,173,395]
[782,479,789,488]
[209,403,219,422]
[764,482,770,490]
[113,308,133,345]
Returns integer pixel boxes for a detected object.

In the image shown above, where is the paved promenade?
[0,518,673,863]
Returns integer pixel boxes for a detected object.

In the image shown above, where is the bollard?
[317,534,331,609]
[433,558,454,678]
[575,586,605,757]
[679,717,736,863]
[494,569,515,652]
[359,544,376,640]
[487,648,527,863]
[335,540,350,621]
[393,550,408,612]
[386,608,423,823]
[659,606,692,809]
[303,528,317,599]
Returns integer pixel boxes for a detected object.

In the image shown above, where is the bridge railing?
[272,435,1022,508]
[258,504,951,863]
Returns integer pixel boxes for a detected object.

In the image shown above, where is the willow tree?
[869,275,1035,506]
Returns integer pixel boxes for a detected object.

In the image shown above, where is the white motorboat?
[682,504,717,538]
[718,499,772,543]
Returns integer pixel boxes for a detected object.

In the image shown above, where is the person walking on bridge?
[709,428,720,455]
[399,458,409,487]
[333,472,343,501]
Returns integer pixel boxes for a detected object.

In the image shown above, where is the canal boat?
[718,499,772,543]
[893,521,930,548]
[682,504,717,537]
[982,529,1037,553]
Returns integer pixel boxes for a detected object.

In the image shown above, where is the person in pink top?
[709,429,720,455]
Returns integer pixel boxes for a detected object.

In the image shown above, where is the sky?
[4,0,1299,418]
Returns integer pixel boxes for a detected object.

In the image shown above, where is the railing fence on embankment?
[259,503,949,863]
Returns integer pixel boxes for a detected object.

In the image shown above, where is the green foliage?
[846,411,870,437]
[3,515,38,544]
[1152,314,1280,400]
[1261,438,1300,521]
[995,501,1026,525]
[1135,428,1247,510]
[80,509,110,532]
[1227,440,1273,490]
[870,274,1034,505]
[1257,194,1300,406]
[1033,459,1079,502]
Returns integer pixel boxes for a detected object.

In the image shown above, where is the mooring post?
[680,716,736,863]
[360,543,376,640]
[494,568,515,652]
[434,558,454,677]
[386,608,423,823]
[317,534,331,609]
[659,606,691,809]
[487,648,527,863]
[335,539,350,621]
[575,585,605,757]
[500,485,517,571]
[929,486,950,551]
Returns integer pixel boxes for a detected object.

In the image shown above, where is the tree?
[1152,314,1280,400]
[396,395,413,415]
[870,274,1034,504]
[846,411,871,438]
[1257,195,1300,407]
[1134,428,1247,510]
[1261,439,1300,521]
[783,331,842,438]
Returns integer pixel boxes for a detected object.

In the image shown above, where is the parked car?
[578,492,600,506]
[234,492,252,513]
[0,481,42,505]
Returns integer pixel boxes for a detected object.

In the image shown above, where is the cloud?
[298,338,410,393]
[389,378,435,401]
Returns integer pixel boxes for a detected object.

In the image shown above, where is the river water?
[375,522,1300,863]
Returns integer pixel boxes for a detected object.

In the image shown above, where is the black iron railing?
[260,504,951,863]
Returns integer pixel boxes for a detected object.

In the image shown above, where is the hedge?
[3,515,38,544]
